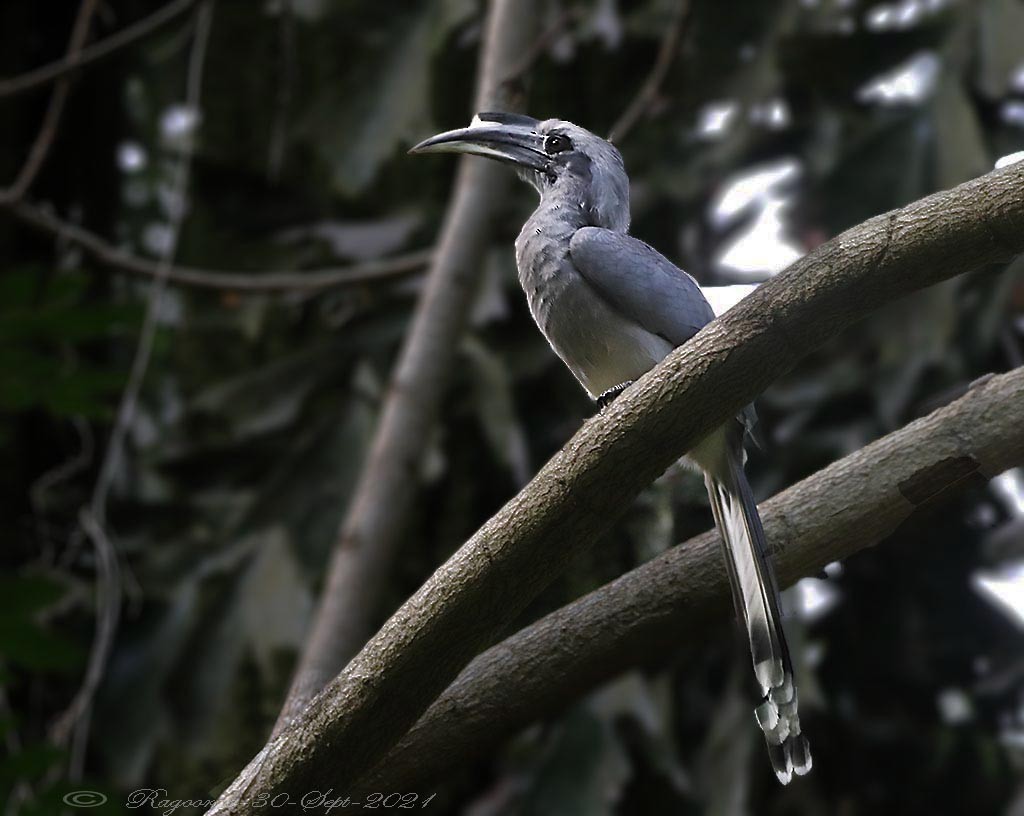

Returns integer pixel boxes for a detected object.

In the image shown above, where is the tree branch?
[0,0,199,100]
[270,0,539,738]
[608,0,691,144]
[4,200,431,291]
[207,159,1024,813]
[500,5,580,88]
[0,0,100,203]
[358,366,1024,791]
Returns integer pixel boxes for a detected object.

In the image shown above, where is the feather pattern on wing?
[569,227,715,347]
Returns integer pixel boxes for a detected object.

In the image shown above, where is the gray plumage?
[412,112,811,784]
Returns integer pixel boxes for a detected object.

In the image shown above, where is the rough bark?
[208,154,1024,815]
[358,366,1024,792]
[272,0,537,736]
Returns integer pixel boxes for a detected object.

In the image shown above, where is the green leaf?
[0,744,66,788]
[0,618,85,672]
[0,575,68,617]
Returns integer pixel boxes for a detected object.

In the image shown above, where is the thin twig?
[0,687,31,812]
[55,1,215,782]
[30,418,94,518]
[607,0,691,143]
[9,0,102,567]
[501,5,580,88]
[0,0,100,203]
[31,417,95,564]
[267,0,295,181]
[0,0,199,100]
[60,508,122,780]
[89,0,212,527]
[5,200,432,292]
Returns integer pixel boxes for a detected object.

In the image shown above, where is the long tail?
[704,437,812,785]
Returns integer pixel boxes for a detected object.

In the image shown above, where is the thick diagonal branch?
[208,160,1024,814]
[271,0,538,736]
[359,366,1024,791]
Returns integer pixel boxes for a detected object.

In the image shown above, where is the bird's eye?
[544,134,571,154]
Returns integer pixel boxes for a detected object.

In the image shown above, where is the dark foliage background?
[2,0,1024,813]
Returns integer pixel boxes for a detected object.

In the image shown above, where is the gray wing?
[571,227,762,442]
[568,226,715,348]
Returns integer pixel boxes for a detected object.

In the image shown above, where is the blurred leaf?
[0,617,84,672]
[0,270,135,418]
[95,580,206,787]
[975,0,1024,98]
[517,707,631,816]
[931,75,990,187]
[462,336,531,485]
[172,528,310,761]
[0,575,82,672]
[0,744,65,789]
[188,342,339,441]
[696,670,755,815]
[275,213,422,261]
[874,282,960,427]
[0,574,68,617]
[303,0,476,196]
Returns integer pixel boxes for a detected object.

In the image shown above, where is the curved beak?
[409,112,547,171]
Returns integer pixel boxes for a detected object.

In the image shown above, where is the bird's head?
[411,112,630,231]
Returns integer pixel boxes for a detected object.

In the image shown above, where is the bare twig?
[209,159,1024,815]
[0,686,35,812]
[53,1,215,781]
[9,0,102,565]
[501,5,580,88]
[270,0,540,739]
[267,0,295,181]
[0,0,100,203]
[0,0,199,100]
[31,417,94,563]
[607,0,691,143]
[357,367,1024,792]
[30,418,95,517]
[59,508,123,780]
[4,200,432,292]
[87,0,211,525]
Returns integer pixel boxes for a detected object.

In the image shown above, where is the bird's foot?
[596,381,634,410]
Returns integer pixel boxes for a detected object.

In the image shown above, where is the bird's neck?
[515,187,629,283]
[515,196,583,271]
[529,195,588,232]
[520,184,628,239]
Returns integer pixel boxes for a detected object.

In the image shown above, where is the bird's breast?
[516,227,673,398]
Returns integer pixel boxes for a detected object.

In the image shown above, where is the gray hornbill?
[412,112,811,784]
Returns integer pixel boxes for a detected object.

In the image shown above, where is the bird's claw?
[597,381,633,410]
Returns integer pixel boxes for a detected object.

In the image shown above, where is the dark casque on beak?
[409,112,546,171]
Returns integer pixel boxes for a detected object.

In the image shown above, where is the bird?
[411,112,811,784]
